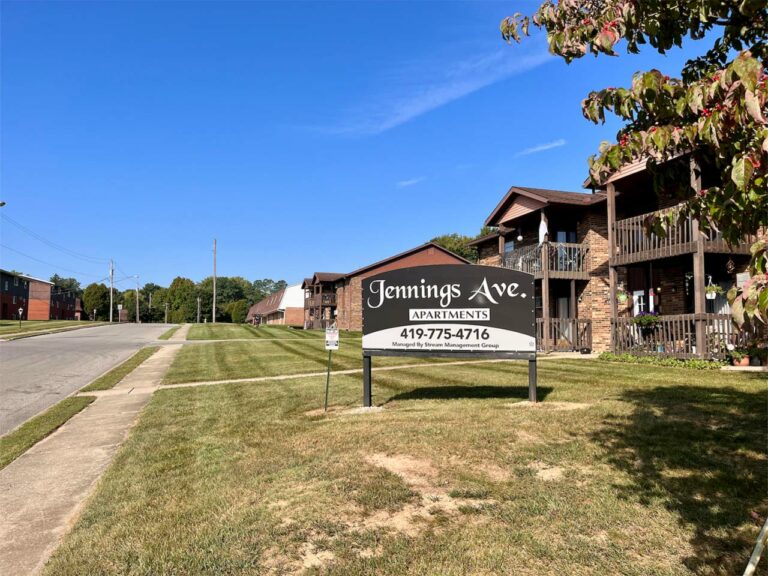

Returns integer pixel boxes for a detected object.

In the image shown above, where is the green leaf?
[731,295,746,327]
[731,156,754,191]
[732,53,761,91]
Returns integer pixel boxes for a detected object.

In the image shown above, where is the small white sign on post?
[117,304,123,311]
[325,327,339,351]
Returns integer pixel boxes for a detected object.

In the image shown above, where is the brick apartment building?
[246,284,304,327]
[473,163,761,359]
[470,187,609,352]
[0,269,79,321]
[333,242,470,332]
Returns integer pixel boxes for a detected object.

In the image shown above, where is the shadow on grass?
[384,385,553,402]
[591,385,767,574]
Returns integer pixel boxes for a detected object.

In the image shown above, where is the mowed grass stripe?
[158,326,181,340]
[0,396,96,470]
[42,359,767,575]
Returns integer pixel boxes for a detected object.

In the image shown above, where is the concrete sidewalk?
[0,344,182,575]
[169,323,190,341]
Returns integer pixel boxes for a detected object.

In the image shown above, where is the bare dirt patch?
[528,461,564,481]
[359,453,492,538]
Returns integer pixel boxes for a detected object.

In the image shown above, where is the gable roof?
[246,287,286,319]
[484,186,606,227]
[342,242,471,280]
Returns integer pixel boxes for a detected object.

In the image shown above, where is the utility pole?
[197,296,201,324]
[165,302,169,324]
[149,292,152,309]
[109,259,114,323]
[135,275,140,324]
[212,238,217,324]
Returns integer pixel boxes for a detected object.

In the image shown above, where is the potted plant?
[631,311,661,339]
[705,284,724,300]
[616,288,629,305]
[728,345,751,367]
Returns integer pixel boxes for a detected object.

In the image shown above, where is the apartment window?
[3,281,7,291]
[14,277,18,286]
[503,240,515,256]
[13,296,16,304]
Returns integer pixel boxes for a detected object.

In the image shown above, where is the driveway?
[0,323,174,435]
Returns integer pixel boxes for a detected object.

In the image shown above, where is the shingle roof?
[484,186,606,226]
[246,287,286,319]
[342,242,471,279]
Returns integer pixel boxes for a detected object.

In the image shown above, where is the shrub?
[598,352,725,370]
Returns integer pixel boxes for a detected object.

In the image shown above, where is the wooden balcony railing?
[612,313,763,359]
[613,204,753,265]
[305,293,336,308]
[537,318,592,352]
[503,242,590,280]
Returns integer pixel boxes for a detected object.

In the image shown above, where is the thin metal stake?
[324,350,332,412]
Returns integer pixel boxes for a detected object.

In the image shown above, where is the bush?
[598,352,725,370]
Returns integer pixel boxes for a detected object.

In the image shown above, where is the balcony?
[537,318,592,352]
[503,241,590,280]
[612,205,753,266]
[305,293,336,308]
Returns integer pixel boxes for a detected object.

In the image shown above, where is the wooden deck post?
[691,158,707,358]
[607,182,618,352]
[541,238,550,352]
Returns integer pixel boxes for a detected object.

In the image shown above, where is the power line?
[0,244,104,278]
[1,213,109,263]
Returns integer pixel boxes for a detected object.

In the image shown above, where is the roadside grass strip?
[158,326,181,340]
[0,396,95,470]
[81,347,161,392]
[44,355,767,575]
[0,320,105,340]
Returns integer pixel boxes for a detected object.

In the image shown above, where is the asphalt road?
[0,323,174,436]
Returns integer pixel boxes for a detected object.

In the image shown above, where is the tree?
[501,1,768,325]
[50,274,82,298]
[252,279,287,303]
[82,283,109,320]
[226,299,249,324]
[166,277,197,323]
[431,227,499,262]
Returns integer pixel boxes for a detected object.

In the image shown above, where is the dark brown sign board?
[361,264,537,407]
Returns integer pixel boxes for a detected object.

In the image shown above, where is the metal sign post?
[361,265,537,407]
[324,326,339,412]
[18,307,23,329]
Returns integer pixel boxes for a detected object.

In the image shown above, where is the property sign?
[325,327,339,351]
[362,265,535,354]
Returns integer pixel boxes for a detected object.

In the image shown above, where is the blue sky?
[1,1,709,288]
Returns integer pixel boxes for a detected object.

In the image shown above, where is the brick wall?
[284,307,304,327]
[336,246,468,331]
[28,280,51,321]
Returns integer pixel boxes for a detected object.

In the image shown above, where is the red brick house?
[334,242,471,332]
[469,187,609,352]
[246,284,304,327]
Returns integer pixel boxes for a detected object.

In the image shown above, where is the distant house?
[0,269,29,320]
[0,269,78,321]
[246,284,304,327]
[333,242,471,332]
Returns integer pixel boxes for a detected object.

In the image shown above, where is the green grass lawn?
[186,323,362,340]
[0,320,99,337]
[44,353,767,575]
[81,347,160,392]
[163,339,444,384]
[0,396,95,470]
